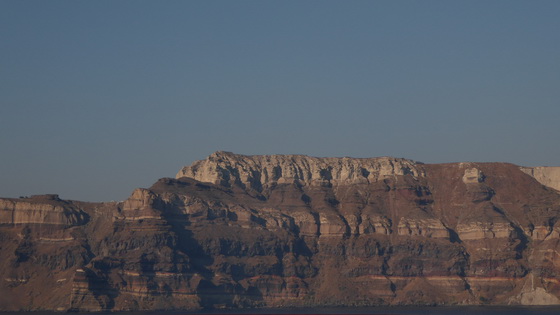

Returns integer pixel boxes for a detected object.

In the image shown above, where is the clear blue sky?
[1,0,559,201]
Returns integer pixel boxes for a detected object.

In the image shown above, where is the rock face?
[2,152,560,311]
[521,166,560,191]
[176,151,423,188]
[0,194,89,226]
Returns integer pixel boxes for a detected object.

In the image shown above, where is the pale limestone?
[176,151,423,188]
[520,166,560,191]
[462,168,485,184]
[397,217,450,238]
[0,198,86,225]
[120,188,160,220]
[509,273,560,305]
[457,222,513,240]
[318,212,347,237]
[529,225,553,240]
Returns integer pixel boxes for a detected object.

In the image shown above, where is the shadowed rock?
[1,152,560,311]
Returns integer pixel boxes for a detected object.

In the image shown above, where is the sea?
[3,306,560,315]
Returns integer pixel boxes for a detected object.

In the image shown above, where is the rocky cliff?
[2,152,560,311]
[521,166,560,192]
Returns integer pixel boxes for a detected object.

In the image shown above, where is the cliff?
[520,166,560,192]
[0,194,89,226]
[1,152,560,311]
[176,151,423,188]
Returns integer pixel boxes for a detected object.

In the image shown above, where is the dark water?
[4,306,560,315]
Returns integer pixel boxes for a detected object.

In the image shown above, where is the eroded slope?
[1,152,560,311]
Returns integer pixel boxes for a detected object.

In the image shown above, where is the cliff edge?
[1,152,560,311]
[520,166,560,191]
[176,151,423,188]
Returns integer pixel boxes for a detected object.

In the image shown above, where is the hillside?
[1,152,560,311]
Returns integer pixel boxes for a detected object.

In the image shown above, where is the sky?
[1,0,559,202]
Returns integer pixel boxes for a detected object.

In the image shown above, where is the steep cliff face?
[2,152,560,311]
[521,166,560,192]
[176,151,423,189]
[0,194,88,226]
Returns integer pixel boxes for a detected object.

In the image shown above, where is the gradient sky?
[1,0,559,202]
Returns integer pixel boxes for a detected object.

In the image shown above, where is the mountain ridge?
[177,151,560,192]
[1,152,560,311]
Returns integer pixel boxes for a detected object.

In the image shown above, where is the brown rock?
[2,152,560,311]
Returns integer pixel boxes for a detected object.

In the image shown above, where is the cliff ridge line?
[176,151,423,188]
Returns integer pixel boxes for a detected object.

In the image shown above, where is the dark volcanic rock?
[2,152,560,311]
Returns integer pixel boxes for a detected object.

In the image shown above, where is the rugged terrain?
[1,151,560,311]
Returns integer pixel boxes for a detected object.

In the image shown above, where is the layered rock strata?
[0,194,88,226]
[1,152,560,311]
[176,151,423,188]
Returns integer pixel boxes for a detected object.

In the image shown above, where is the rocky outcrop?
[0,195,88,226]
[462,167,485,184]
[396,218,449,238]
[521,166,560,191]
[2,152,560,311]
[456,221,514,240]
[176,151,423,189]
[509,273,560,305]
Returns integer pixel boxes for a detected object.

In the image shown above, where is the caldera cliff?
[2,151,560,311]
